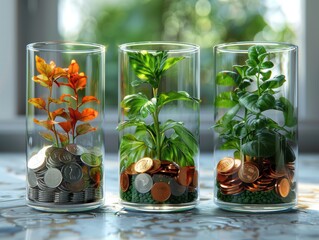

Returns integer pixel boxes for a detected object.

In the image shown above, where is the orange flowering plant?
[28,56,100,147]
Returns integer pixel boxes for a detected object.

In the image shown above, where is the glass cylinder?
[118,42,200,212]
[26,42,105,212]
[213,42,298,212]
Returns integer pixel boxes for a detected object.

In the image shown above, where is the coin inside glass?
[44,168,63,188]
[134,173,153,193]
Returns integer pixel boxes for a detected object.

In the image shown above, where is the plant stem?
[48,86,60,147]
[152,87,162,160]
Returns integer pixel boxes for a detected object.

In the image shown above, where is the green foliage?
[118,51,199,169]
[214,45,297,158]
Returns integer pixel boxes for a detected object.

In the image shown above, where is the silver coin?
[54,191,70,203]
[71,192,85,203]
[44,168,63,188]
[28,187,39,201]
[61,162,83,183]
[50,148,74,164]
[134,173,153,194]
[27,170,38,188]
[169,178,187,196]
[28,153,46,171]
[38,190,54,202]
[65,144,85,156]
[84,187,95,202]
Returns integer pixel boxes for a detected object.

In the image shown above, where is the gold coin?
[217,157,235,174]
[276,177,291,198]
[238,162,259,183]
[134,157,154,173]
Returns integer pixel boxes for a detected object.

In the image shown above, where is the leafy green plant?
[118,51,200,170]
[214,45,296,161]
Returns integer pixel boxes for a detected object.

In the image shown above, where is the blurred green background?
[59,0,296,108]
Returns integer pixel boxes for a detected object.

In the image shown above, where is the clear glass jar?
[26,42,105,212]
[118,42,200,212]
[213,42,298,212]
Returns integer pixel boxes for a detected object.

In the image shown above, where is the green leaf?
[242,130,278,157]
[239,92,260,114]
[121,93,155,120]
[215,91,238,108]
[214,104,241,133]
[162,56,185,72]
[161,120,198,155]
[157,91,199,109]
[256,93,276,111]
[128,51,184,89]
[260,75,286,90]
[248,45,267,63]
[260,70,272,81]
[233,121,248,139]
[117,120,146,131]
[234,65,249,78]
[216,71,239,86]
[245,59,257,68]
[260,61,274,69]
[257,53,269,62]
[277,97,297,127]
[246,67,257,76]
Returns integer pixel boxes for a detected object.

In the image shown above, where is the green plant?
[118,51,200,170]
[214,45,296,161]
[28,56,99,148]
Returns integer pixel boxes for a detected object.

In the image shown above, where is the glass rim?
[119,41,199,53]
[27,41,106,53]
[214,41,298,53]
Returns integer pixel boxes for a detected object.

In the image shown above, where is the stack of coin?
[120,157,198,203]
[27,144,103,205]
[216,157,295,199]
[216,157,244,195]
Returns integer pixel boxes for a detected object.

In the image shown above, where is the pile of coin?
[27,144,103,205]
[120,157,198,203]
[216,157,295,200]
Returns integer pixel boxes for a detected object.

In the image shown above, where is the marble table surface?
[0,153,319,240]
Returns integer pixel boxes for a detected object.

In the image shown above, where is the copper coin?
[217,157,235,174]
[167,162,180,171]
[238,162,260,183]
[120,172,129,192]
[228,159,242,175]
[147,159,162,174]
[220,186,244,195]
[125,162,138,175]
[276,177,291,198]
[191,170,198,188]
[177,166,194,186]
[134,157,153,173]
[151,182,171,202]
[217,173,229,183]
[160,160,173,166]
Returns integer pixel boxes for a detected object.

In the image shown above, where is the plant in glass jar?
[118,50,200,205]
[27,55,103,208]
[214,45,297,206]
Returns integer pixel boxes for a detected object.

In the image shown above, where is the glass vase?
[26,42,105,212]
[212,42,298,212]
[118,42,200,212]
